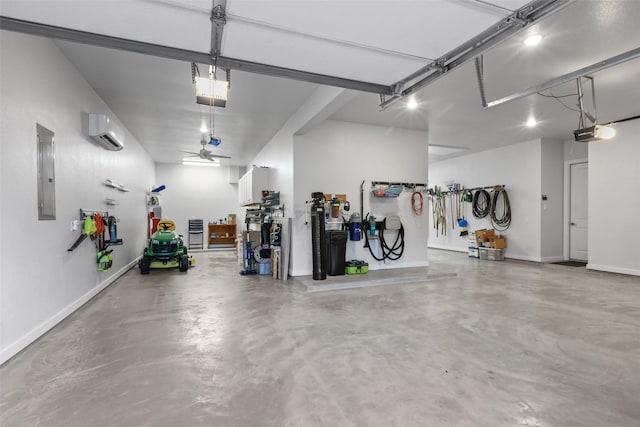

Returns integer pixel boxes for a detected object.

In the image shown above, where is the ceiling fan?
[181,137,231,161]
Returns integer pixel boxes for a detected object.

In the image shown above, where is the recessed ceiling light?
[526,117,538,127]
[524,34,543,47]
[407,96,418,110]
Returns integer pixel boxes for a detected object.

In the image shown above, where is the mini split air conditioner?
[88,114,124,151]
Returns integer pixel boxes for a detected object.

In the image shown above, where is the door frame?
[563,158,588,261]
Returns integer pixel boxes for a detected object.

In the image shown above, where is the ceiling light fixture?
[573,76,616,143]
[523,34,543,47]
[574,124,616,142]
[526,117,537,127]
[182,159,220,167]
[195,64,230,107]
[407,96,418,110]
[195,77,228,107]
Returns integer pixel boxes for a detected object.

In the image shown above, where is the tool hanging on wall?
[68,215,97,251]
[430,186,447,237]
[449,192,456,231]
[457,190,469,236]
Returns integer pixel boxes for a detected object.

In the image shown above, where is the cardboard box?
[483,229,496,242]
[490,236,507,249]
[474,229,496,245]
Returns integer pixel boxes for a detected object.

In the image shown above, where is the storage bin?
[468,246,479,259]
[480,247,504,261]
[258,261,271,275]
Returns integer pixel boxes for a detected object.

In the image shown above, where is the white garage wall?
[245,86,354,275]
[540,139,564,261]
[588,120,640,276]
[154,163,240,239]
[429,139,543,261]
[292,120,429,276]
[565,139,589,162]
[0,32,155,364]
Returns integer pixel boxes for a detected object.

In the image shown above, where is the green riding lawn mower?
[139,219,194,274]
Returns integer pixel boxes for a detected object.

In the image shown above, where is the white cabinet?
[238,166,270,206]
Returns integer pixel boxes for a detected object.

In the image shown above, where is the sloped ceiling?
[1,0,639,165]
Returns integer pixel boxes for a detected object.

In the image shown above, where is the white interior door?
[570,162,588,261]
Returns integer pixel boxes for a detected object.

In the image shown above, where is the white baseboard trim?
[541,256,566,263]
[428,245,467,253]
[504,255,542,262]
[0,257,140,366]
[587,264,640,277]
[429,246,546,263]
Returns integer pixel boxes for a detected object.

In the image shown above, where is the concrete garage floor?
[1,250,639,426]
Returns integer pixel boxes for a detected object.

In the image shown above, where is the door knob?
[570,222,576,226]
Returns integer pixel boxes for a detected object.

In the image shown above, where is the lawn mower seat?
[157,219,176,231]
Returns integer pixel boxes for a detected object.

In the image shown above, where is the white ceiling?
[330,0,640,161]
[56,41,319,164]
[2,0,640,165]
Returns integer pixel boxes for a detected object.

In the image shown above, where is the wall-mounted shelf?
[104,179,129,192]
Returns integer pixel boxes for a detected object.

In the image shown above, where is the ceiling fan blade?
[208,154,231,159]
[179,151,200,155]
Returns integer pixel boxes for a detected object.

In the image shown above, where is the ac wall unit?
[88,114,124,151]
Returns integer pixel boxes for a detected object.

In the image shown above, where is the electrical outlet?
[71,220,79,231]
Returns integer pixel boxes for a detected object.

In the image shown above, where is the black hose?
[472,189,491,218]
[490,187,512,231]
[379,226,404,261]
[363,218,405,261]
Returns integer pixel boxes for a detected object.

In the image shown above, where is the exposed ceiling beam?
[0,16,392,95]
[485,46,640,108]
[380,0,575,109]
[210,0,226,59]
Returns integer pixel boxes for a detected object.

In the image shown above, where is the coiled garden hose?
[490,186,512,231]
[472,189,491,218]
[363,217,405,261]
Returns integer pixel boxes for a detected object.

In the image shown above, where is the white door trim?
[563,158,588,261]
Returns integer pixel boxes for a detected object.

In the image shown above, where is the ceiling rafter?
[210,0,226,60]
[0,16,393,95]
[480,46,640,109]
[379,0,575,109]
